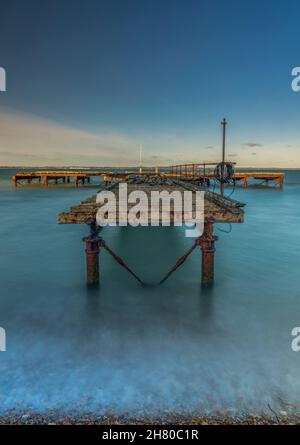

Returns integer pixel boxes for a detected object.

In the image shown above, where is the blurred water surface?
[0,169,300,416]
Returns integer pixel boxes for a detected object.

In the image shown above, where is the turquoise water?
[0,169,300,417]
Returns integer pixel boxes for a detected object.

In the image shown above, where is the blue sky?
[0,0,300,166]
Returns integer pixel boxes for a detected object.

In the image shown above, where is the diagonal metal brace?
[159,239,198,285]
[99,238,144,285]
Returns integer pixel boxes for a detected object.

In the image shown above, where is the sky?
[0,0,300,167]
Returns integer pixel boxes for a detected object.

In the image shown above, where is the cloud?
[228,153,238,157]
[0,110,139,166]
[242,142,263,148]
[1,110,299,168]
[0,151,63,163]
[0,110,211,167]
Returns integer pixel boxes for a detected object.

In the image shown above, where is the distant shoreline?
[0,166,299,171]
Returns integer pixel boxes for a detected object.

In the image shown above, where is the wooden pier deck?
[12,170,105,187]
[12,166,284,188]
[232,172,284,188]
[58,177,245,286]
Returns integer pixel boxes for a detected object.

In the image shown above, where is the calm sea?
[0,168,300,417]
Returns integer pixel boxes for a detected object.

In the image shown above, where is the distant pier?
[12,164,284,188]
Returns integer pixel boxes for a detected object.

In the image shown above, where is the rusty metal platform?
[58,179,245,225]
[57,177,245,286]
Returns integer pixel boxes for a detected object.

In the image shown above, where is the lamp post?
[220,118,227,196]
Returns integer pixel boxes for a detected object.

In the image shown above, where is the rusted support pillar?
[197,222,218,285]
[67,176,70,183]
[44,175,48,186]
[82,223,102,286]
[280,175,284,189]
[74,176,78,187]
[83,237,100,286]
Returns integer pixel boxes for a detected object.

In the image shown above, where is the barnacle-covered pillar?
[197,222,218,285]
[82,223,102,286]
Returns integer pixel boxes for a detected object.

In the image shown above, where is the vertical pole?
[83,224,102,286]
[220,118,227,196]
[139,144,143,174]
[44,175,48,186]
[198,222,218,285]
[84,238,100,286]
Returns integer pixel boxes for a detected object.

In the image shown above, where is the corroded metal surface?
[58,179,244,225]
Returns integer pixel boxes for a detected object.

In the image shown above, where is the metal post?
[139,144,143,173]
[83,223,102,286]
[84,237,100,286]
[197,222,218,285]
[220,118,227,196]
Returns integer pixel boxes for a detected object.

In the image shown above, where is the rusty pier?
[58,177,245,287]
